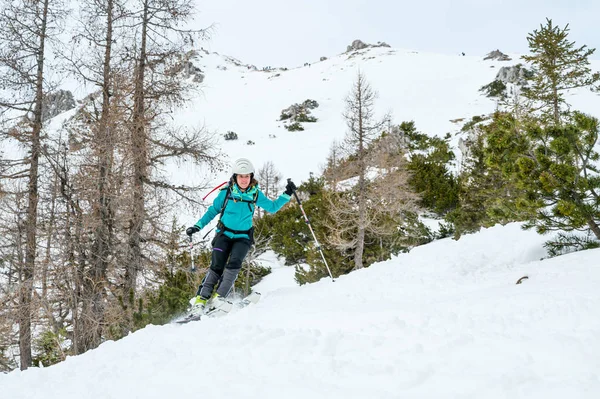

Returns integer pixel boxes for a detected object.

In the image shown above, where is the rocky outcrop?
[280,99,319,121]
[280,99,319,131]
[167,50,205,83]
[483,49,512,61]
[494,64,531,86]
[42,90,76,122]
[480,63,533,98]
[345,40,391,53]
[181,61,204,83]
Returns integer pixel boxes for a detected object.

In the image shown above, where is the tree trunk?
[19,0,49,370]
[588,218,600,240]
[354,154,366,270]
[354,94,365,271]
[42,172,59,298]
[553,87,560,126]
[126,0,149,308]
[78,0,115,352]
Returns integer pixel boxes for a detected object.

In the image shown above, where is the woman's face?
[236,173,251,189]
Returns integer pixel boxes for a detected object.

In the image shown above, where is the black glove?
[186,226,200,236]
[284,180,297,196]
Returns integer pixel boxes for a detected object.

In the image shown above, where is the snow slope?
[3,43,600,398]
[2,223,599,398]
[166,46,600,216]
[170,46,504,188]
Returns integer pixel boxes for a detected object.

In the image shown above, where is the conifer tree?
[325,73,420,271]
[522,18,600,126]
[448,112,533,238]
[0,0,66,369]
[456,22,600,248]
[512,21,600,242]
[513,112,600,240]
[330,72,387,270]
[69,0,123,354]
[123,0,212,310]
[472,109,600,243]
[400,121,458,215]
[255,161,283,218]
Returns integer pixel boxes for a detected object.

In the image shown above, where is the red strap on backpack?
[202,181,228,201]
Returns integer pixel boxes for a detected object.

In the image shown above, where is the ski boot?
[205,294,233,317]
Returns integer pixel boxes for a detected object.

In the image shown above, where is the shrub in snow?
[460,115,487,133]
[280,99,319,131]
[224,131,238,140]
[285,122,304,131]
[279,99,319,121]
[479,80,507,98]
[295,112,317,123]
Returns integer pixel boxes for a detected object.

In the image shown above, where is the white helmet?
[232,158,255,175]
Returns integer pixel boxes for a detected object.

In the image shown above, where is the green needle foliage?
[512,112,600,240]
[401,121,459,215]
[522,18,600,126]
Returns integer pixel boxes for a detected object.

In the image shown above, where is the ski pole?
[201,228,214,241]
[287,178,334,282]
[188,235,196,272]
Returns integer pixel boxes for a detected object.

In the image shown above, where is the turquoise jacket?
[195,183,291,239]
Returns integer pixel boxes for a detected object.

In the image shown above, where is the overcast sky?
[194,0,599,67]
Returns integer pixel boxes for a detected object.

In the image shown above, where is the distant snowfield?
[2,222,599,399]
[3,45,600,398]
[16,45,599,226]
[164,47,600,224]
[169,47,503,190]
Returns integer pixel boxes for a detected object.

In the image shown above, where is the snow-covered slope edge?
[2,222,599,399]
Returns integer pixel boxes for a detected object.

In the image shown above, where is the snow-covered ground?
[169,46,504,190]
[162,46,600,224]
[7,45,600,225]
[3,35,600,398]
[2,223,599,398]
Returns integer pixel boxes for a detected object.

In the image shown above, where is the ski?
[173,291,261,325]
[236,291,261,309]
[174,313,202,324]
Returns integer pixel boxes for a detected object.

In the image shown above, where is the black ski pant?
[198,233,251,299]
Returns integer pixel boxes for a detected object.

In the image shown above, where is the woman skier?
[186,158,296,316]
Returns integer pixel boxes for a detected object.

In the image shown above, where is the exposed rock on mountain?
[345,40,391,53]
[280,99,319,131]
[483,49,512,61]
[494,64,531,86]
[42,90,76,122]
[479,64,533,98]
[168,50,205,82]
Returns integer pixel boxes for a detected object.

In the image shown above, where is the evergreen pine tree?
[512,112,600,239]
[522,18,600,126]
[448,112,535,238]
[401,122,459,215]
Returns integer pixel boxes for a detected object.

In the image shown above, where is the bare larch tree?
[0,0,66,369]
[338,72,389,270]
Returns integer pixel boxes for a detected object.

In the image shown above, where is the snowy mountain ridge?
[3,42,600,398]
[152,45,600,190]
[51,44,600,197]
